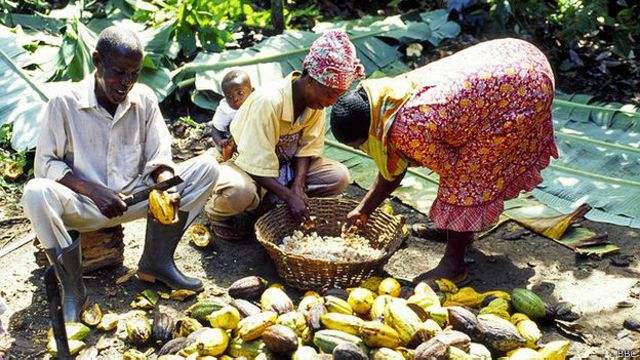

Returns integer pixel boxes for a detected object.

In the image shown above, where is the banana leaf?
[1,12,65,33]
[61,20,97,81]
[0,26,56,150]
[499,202,618,255]
[87,17,179,65]
[182,10,459,110]
[313,14,435,44]
[420,9,462,45]
[85,18,177,101]
[542,93,640,227]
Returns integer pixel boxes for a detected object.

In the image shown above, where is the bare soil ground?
[0,185,639,359]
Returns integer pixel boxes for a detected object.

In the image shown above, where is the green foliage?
[548,0,639,58]
[611,3,640,58]
[123,0,312,57]
[178,116,199,127]
[547,0,620,55]
[61,20,97,81]
[473,0,639,59]
[482,0,554,35]
[0,123,30,186]
[0,0,51,14]
[285,4,320,29]
[0,26,50,150]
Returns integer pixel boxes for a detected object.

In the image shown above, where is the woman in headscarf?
[330,38,557,283]
[206,30,366,241]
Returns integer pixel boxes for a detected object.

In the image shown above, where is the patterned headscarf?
[303,30,366,91]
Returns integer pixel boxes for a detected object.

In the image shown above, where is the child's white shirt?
[211,98,237,133]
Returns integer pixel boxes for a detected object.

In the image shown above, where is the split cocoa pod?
[149,189,178,225]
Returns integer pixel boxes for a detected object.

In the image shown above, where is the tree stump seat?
[33,226,125,273]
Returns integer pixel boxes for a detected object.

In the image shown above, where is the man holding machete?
[21,26,219,323]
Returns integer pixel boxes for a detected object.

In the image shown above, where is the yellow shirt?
[230,72,326,177]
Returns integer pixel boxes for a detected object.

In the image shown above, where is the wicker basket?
[255,198,405,290]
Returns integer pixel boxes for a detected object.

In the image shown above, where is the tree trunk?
[271,0,285,34]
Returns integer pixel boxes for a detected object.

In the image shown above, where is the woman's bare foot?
[413,229,474,285]
[413,257,468,284]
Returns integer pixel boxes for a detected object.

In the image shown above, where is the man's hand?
[164,189,180,209]
[154,166,181,208]
[87,185,128,218]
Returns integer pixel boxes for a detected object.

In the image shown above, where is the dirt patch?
[0,185,639,359]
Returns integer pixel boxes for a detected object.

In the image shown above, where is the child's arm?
[210,126,226,150]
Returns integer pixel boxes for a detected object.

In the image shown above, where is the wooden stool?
[34,226,125,273]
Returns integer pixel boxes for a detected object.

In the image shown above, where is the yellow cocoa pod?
[320,312,364,336]
[448,287,484,308]
[508,347,543,360]
[260,287,294,314]
[187,224,211,247]
[487,297,512,312]
[479,306,512,321]
[515,317,542,349]
[298,291,322,312]
[385,301,422,346]
[537,340,570,360]
[236,311,278,341]
[426,305,449,327]
[149,190,176,225]
[324,295,354,315]
[434,278,458,293]
[359,321,401,348]
[370,295,393,320]
[378,278,401,297]
[380,203,395,215]
[348,287,375,315]
[482,290,511,301]
[207,306,241,330]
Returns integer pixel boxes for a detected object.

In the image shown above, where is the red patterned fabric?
[388,38,558,232]
[303,30,366,91]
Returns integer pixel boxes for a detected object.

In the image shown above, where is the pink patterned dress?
[389,38,558,232]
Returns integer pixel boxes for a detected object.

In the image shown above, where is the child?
[210,70,254,160]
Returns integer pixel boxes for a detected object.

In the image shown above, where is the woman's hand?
[343,208,369,235]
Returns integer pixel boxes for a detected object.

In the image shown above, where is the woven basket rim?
[254,197,402,265]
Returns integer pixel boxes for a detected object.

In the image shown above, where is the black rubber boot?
[44,235,87,323]
[137,211,203,291]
